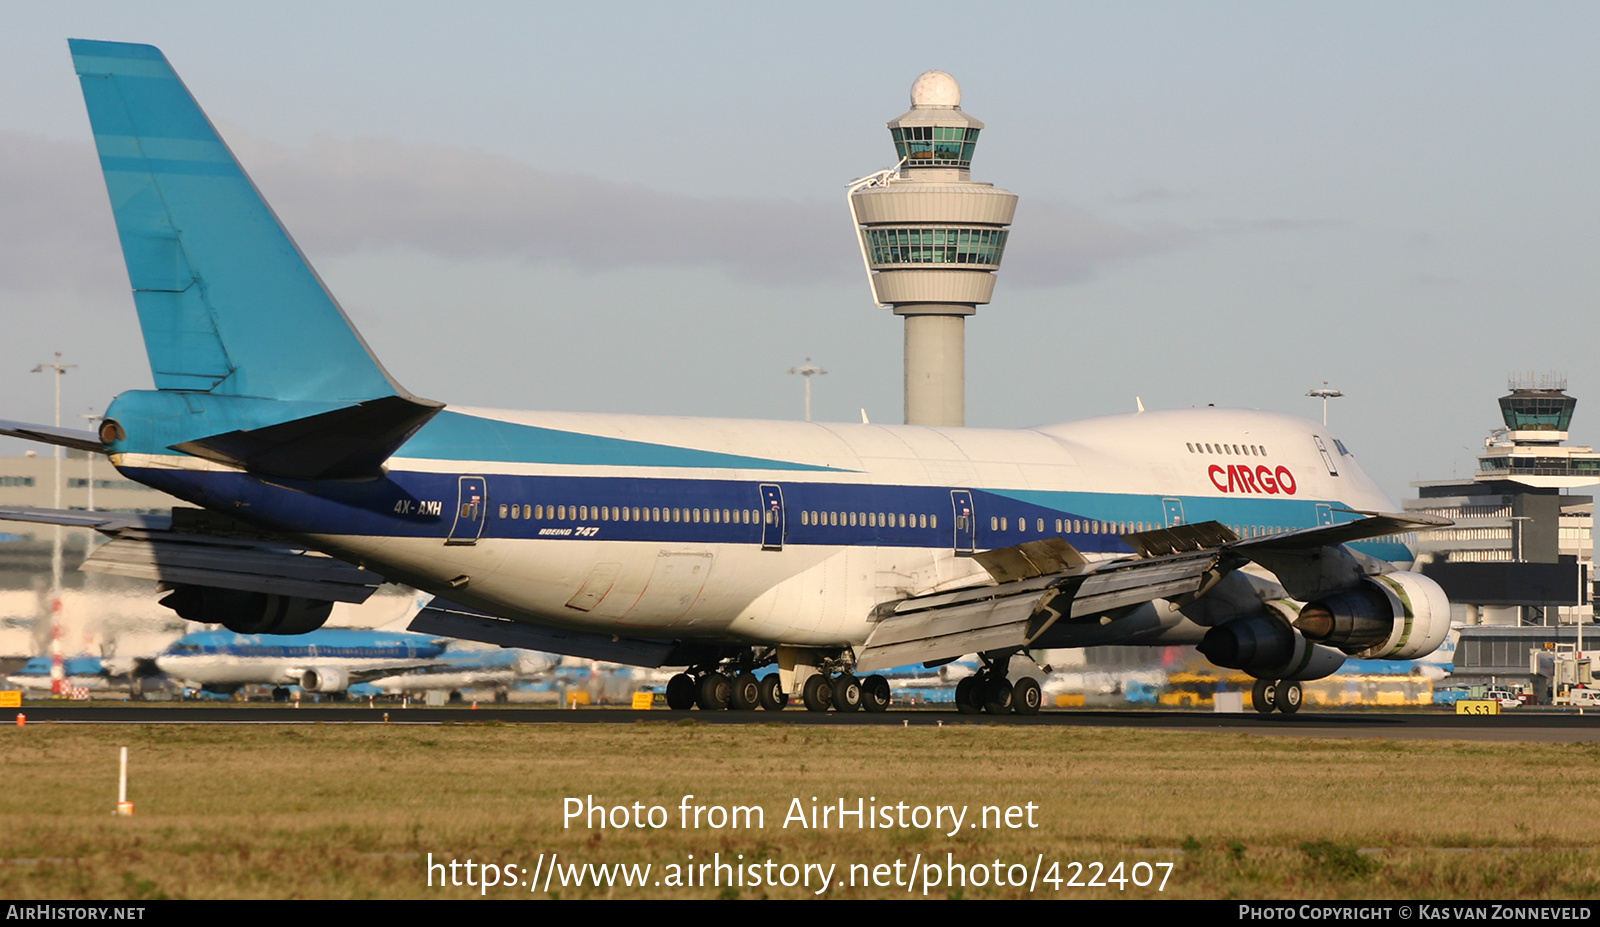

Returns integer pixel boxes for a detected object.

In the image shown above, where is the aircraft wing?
[854,512,1448,672]
[0,505,384,603]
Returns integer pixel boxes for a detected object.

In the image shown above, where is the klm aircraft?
[0,41,1451,716]
[154,629,555,699]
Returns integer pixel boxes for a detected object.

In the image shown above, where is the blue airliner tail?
[71,40,441,479]
[70,39,402,404]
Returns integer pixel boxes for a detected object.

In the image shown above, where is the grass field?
[3,720,1599,900]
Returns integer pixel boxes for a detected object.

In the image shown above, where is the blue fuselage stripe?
[117,465,1413,561]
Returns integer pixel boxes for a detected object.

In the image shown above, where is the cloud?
[1,130,1197,293]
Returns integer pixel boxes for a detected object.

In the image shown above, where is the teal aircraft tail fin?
[69,39,406,404]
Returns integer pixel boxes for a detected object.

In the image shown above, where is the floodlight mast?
[1306,383,1343,426]
[31,353,74,694]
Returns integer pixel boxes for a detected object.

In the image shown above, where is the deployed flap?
[972,537,1087,583]
[1123,520,1238,558]
[857,549,1222,671]
[172,394,443,480]
[0,420,105,453]
[856,583,1053,672]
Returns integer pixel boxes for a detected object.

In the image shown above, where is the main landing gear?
[1250,677,1303,714]
[955,654,1043,716]
[664,659,890,714]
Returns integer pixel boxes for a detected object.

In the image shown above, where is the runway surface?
[11,703,1600,741]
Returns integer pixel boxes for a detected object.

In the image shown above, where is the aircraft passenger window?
[930,515,936,529]
[800,511,808,526]
[766,510,776,525]
[523,505,532,519]
[918,515,926,529]
[991,516,999,531]
[579,505,588,520]
[722,509,731,523]
[558,505,567,519]
[1037,518,1045,532]
[499,504,508,519]
[1186,443,1194,452]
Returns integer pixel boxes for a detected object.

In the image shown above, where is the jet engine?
[299,667,349,693]
[1197,612,1346,681]
[1293,572,1450,660]
[159,585,334,635]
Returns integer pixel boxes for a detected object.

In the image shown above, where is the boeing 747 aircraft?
[0,41,1451,716]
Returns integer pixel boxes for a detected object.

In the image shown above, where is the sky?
[0,1,1596,500]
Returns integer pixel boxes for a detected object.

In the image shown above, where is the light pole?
[788,359,827,422]
[32,354,74,694]
[79,410,100,512]
[1306,383,1343,426]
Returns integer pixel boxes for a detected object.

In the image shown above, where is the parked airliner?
[0,40,1451,716]
[153,628,550,699]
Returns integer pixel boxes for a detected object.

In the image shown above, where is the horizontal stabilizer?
[0,419,104,453]
[84,532,382,602]
[409,599,680,667]
[172,395,444,480]
[0,506,162,532]
[0,504,382,602]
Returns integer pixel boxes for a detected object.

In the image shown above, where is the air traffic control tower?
[849,71,1018,427]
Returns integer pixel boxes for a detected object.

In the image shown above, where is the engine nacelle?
[299,666,349,693]
[1197,612,1347,681]
[159,585,334,635]
[1294,571,1450,660]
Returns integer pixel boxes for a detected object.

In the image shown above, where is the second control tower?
[849,71,1018,427]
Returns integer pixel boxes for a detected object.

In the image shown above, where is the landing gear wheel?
[983,677,1014,715]
[833,673,862,712]
[665,673,695,711]
[954,676,983,714]
[757,674,788,711]
[729,672,760,711]
[696,672,731,711]
[861,675,891,712]
[1012,676,1042,715]
[802,674,833,712]
[271,686,290,702]
[1251,678,1276,714]
[1274,679,1302,714]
